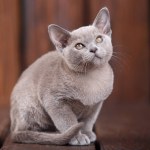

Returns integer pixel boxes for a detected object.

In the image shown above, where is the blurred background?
[0,0,149,107]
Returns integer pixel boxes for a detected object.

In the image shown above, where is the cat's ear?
[93,7,112,36]
[48,24,71,52]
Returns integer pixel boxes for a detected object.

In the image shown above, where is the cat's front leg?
[44,99,90,145]
[81,101,104,142]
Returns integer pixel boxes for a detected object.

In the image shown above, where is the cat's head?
[48,7,113,72]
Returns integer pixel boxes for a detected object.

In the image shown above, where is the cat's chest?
[74,65,114,105]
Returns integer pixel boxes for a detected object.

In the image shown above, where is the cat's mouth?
[91,53,109,66]
[95,54,103,60]
[84,53,107,65]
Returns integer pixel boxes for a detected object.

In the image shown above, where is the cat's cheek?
[107,49,113,61]
[82,53,94,63]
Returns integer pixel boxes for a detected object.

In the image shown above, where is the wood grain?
[1,135,95,150]
[56,0,85,29]
[0,0,20,107]
[22,0,56,67]
[0,108,10,148]
[110,0,150,102]
[95,100,150,150]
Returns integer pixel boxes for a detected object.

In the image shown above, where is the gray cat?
[10,7,114,146]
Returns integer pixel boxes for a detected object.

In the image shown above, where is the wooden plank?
[0,108,10,148]
[1,135,95,150]
[95,101,150,150]
[111,0,149,103]
[55,0,85,29]
[0,0,20,107]
[22,0,56,67]
[88,0,113,22]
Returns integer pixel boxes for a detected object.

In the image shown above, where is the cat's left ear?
[48,24,71,52]
[93,7,112,36]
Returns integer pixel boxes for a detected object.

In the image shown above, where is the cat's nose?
[90,47,97,53]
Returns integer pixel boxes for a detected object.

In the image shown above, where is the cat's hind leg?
[10,99,83,145]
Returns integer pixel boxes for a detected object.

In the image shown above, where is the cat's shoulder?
[29,50,61,69]
[37,50,60,63]
[20,50,61,78]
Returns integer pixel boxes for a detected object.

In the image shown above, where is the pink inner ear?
[103,23,111,34]
[60,37,69,48]
[93,8,111,35]
[48,24,71,49]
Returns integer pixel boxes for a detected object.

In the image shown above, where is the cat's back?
[11,50,61,97]
[20,50,61,80]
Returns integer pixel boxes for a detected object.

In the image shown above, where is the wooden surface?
[22,0,54,67]
[0,0,20,107]
[0,108,10,148]
[96,101,150,150]
[110,0,150,103]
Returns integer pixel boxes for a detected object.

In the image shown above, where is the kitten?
[10,7,114,146]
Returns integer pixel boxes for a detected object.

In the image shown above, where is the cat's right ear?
[48,24,71,52]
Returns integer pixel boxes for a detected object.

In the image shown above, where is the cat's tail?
[11,123,83,145]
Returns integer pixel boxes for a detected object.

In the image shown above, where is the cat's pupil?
[75,43,84,50]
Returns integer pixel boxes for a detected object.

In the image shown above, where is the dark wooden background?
[0,0,149,107]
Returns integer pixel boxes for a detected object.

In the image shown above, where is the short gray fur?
[10,7,114,146]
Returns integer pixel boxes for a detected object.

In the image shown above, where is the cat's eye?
[75,43,85,50]
[96,36,103,43]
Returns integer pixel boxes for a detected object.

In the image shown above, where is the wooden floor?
[96,101,150,150]
[0,101,150,150]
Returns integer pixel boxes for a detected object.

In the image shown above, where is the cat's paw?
[82,131,96,142]
[69,133,90,145]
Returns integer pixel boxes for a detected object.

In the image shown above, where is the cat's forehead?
[70,26,99,42]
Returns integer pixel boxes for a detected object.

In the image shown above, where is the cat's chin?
[92,54,112,67]
[92,56,105,66]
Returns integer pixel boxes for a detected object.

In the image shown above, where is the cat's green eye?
[96,36,103,43]
[75,43,85,50]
